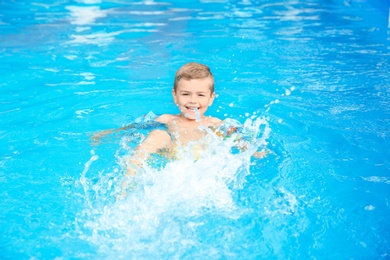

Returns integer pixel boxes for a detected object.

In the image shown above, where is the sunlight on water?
[1,0,389,258]
[77,115,273,257]
[66,6,107,26]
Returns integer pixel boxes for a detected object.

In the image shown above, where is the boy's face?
[172,77,215,120]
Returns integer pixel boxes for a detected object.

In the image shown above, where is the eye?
[182,93,189,96]
[199,94,205,97]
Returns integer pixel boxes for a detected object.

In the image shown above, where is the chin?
[182,113,196,120]
[184,115,196,120]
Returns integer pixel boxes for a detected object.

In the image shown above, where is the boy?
[92,62,266,177]
[124,62,222,174]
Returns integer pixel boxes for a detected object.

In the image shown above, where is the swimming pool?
[1,0,389,258]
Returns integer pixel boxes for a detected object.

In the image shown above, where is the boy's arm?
[91,124,136,145]
[124,129,172,175]
[213,121,268,159]
[91,113,167,145]
[119,129,171,199]
[231,135,269,159]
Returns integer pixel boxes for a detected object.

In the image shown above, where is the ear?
[208,92,215,106]
[172,89,177,104]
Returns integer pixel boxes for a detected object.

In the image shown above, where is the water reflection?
[66,6,107,26]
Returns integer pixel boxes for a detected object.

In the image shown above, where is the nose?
[189,94,198,103]
[190,95,198,103]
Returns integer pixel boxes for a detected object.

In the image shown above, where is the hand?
[116,176,137,200]
[253,150,269,159]
[116,157,143,200]
[91,130,113,145]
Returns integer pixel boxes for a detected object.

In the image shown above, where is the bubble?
[78,114,271,257]
[364,205,375,211]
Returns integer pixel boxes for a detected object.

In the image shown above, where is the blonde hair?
[173,62,214,93]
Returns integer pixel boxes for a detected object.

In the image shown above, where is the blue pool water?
[1,0,390,258]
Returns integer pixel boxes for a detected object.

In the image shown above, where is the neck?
[178,114,205,125]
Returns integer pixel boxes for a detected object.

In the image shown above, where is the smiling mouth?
[183,106,201,121]
[185,106,199,112]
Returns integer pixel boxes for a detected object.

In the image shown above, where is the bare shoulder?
[205,116,223,126]
[155,114,175,124]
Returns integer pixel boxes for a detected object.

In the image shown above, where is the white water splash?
[194,107,201,122]
[78,116,271,257]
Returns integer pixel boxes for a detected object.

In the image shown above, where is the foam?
[78,115,271,256]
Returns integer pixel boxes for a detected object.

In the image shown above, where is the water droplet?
[194,107,201,122]
[364,205,375,211]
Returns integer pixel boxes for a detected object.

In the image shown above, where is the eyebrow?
[179,90,208,94]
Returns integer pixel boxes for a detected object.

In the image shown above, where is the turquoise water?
[1,0,390,259]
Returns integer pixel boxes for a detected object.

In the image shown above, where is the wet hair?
[173,62,214,94]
